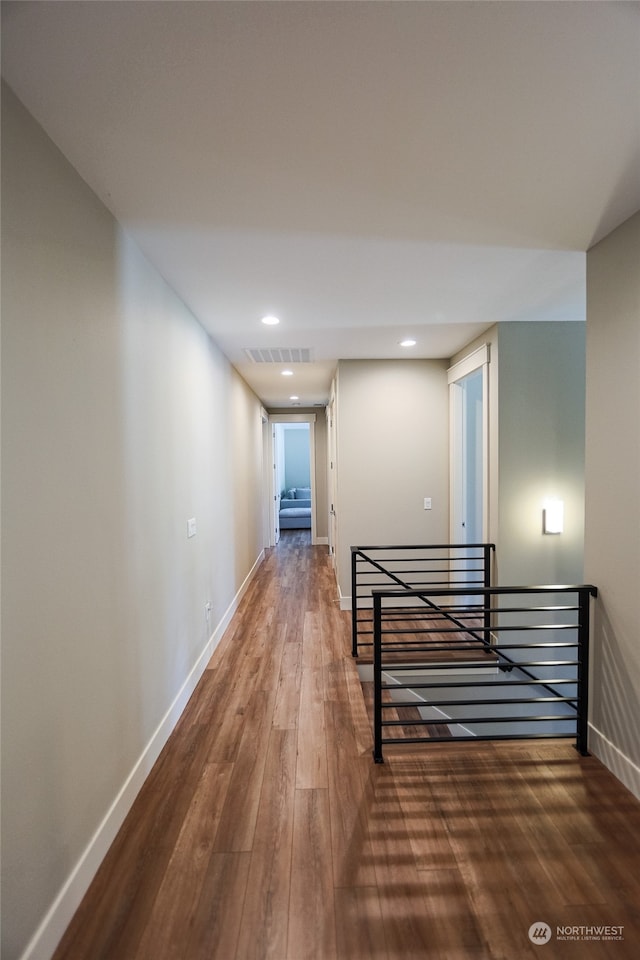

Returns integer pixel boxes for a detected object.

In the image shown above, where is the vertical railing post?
[576,587,593,756]
[351,548,359,657]
[483,543,493,646]
[373,592,384,763]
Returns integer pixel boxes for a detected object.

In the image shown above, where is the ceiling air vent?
[244,347,313,364]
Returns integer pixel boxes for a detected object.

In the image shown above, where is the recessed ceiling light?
[289,395,299,400]
[281,369,293,376]
[261,315,280,326]
[400,338,417,347]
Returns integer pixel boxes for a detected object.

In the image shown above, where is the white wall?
[334,359,450,600]
[585,211,640,797]
[1,86,264,960]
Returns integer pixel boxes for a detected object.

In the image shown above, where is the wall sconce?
[543,499,564,534]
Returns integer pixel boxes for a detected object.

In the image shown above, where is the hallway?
[53,533,640,960]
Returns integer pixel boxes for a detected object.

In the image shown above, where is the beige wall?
[1,86,265,960]
[585,211,640,797]
[334,359,450,600]
[409,320,586,593]
[496,321,586,587]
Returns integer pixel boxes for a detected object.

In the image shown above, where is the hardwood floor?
[53,531,640,959]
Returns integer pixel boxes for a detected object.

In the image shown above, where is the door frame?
[326,385,338,568]
[261,408,274,548]
[269,414,317,543]
[448,344,490,544]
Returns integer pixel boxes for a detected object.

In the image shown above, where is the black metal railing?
[371,584,597,762]
[351,543,495,657]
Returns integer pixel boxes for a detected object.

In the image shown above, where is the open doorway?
[269,414,317,545]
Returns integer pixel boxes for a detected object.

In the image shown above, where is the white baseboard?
[314,536,329,545]
[339,590,352,611]
[20,550,265,960]
[588,723,640,802]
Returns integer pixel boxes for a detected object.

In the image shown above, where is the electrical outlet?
[187,517,197,538]
[423,498,432,510]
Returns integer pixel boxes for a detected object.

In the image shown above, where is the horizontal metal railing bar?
[353,543,496,552]
[380,658,577,669]
[372,584,597,598]
[375,625,485,633]
[356,607,485,616]
[355,564,485,572]
[355,560,486,568]
[377,624,578,635]
[378,629,487,638]
[355,555,486,562]
[355,622,485,634]
[378,640,579,650]
[377,640,574,654]
[375,619,488,629]
[358,572,486,580]
[381,714,576,727]
[357,569,489,575]
[355,552,485,557]
[422,604,580,613]
[356,554,483,575]
[377,643,492,653]
[374,602,486,609]
[380,732,576,745]
[356,578,486,588]
[382,696,579,709]
[357,571,484,578]
[361,603,580,615]
[357,570,485,576]
[377,641,493,650]
[356,565,485,570]
[376,609,487,618]
[380,677,578,687]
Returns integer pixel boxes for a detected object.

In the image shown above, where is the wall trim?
[314,536,329,545]
[589,723,640,802]
[19,550,265,960]
[447,342,490,384]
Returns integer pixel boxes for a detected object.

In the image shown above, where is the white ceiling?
[2,1,639,407]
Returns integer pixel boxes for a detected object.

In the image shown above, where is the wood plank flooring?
[53,531,640,959]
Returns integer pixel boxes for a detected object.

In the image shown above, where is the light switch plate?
[187,518,197,538]
[423,498,432,510]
